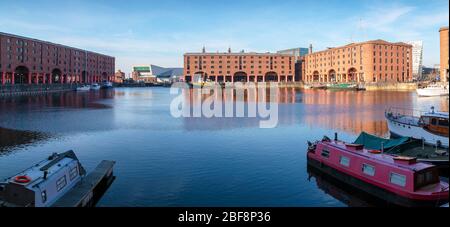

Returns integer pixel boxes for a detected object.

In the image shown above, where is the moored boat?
[385,107,449,148]
[101,81,114,89]
[416,84,449,97]
[0,151,115,207]
[307,134,449,207]
[326,83,358,90]
[76,85,91,91]
[90,83,101,90]
[310,83,327,89]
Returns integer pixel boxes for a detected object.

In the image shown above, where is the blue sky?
[0,0,448,74]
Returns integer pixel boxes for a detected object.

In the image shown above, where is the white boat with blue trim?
[385,107,449,148]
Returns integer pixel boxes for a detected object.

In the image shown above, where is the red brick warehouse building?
[184,48,296,83]
[0,32,115,85]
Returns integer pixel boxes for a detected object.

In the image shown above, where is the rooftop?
[307,39,413,56]
[184,52,294,56]
[329,141,433,172]
[0,32,114,58]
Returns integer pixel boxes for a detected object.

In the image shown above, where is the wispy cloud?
[1,0,448,71]
[360,6,415,32]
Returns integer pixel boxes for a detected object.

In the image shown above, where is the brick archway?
[234,71,248,82]
[328,69,336,82]
[348,68,357,82]
[14,66,29,84]
[265,71,278,82]
[52,68,62,83]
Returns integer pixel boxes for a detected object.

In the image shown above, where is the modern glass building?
[406,41,424,81]
[277,47,309,61]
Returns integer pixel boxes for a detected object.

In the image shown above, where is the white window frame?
[362,164,376,176]
[340,156,350,167]
[390,172,406,187]
[56,176,67,192]
[69,166,78,181]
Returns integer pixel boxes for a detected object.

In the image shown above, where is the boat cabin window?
[56,176,67,192]
[420,117,430,125]
[362,164,375,176]
[431,118,437,125]
[321,149,330,158]
[390,173,406,187]
[69,166,78,181]
[415,169,439,189]
[339,156,350,167]
[438,119,449,127]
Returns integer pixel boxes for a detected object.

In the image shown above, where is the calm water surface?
[0,87,448,207]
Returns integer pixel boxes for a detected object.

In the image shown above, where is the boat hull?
[307,157,447,207]
[416,88,449,97]
[326,83,358,90]
[76,87,90,91]
[386,117,449,148]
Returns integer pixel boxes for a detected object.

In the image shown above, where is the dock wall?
[0,84,79,97]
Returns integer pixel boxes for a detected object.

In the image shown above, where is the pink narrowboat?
[307,135,449,207]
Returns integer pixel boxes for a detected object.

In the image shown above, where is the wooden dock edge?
[52,160,116,207]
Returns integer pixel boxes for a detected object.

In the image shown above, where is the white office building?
[406,41,424,80]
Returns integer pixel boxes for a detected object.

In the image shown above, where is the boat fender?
[14,175,31,184]
[369,150,382,154]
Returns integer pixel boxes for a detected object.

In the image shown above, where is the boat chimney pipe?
[334,132,338,141]
[422,137,425,150]
[381,142,384,153]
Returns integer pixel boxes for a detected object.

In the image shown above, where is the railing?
[385,107,430,119]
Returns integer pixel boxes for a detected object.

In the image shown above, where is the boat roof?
[326,141,434,172]
[422,111,449,119]
[5,151,86,189]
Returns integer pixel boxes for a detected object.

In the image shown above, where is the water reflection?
[0,90,116,134]
[0,90,115,112]
[0,127,49,155]
[180,87,448,136]
[307,165,396,207]
[0,87,448,207]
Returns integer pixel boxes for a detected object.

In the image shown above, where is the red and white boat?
[307,134,449,207]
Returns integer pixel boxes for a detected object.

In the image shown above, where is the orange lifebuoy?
[14,175,31,184]
[369,150,382,154]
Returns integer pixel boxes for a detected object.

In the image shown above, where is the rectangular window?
[69,166,78,181]
[56,176,67,192]
[390,173,406,187]
[321,149,330,158]
[340,156,350,167]
[362,164,375,176]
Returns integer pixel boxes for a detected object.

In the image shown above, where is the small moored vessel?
[76,85,90,91]
[101,81,114,89]
[0,151,115,207]
[90,83,101,90]
[385,107,449,148]
[326,83,357,90]
[416,84,449,97]
[307,134,449,207]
